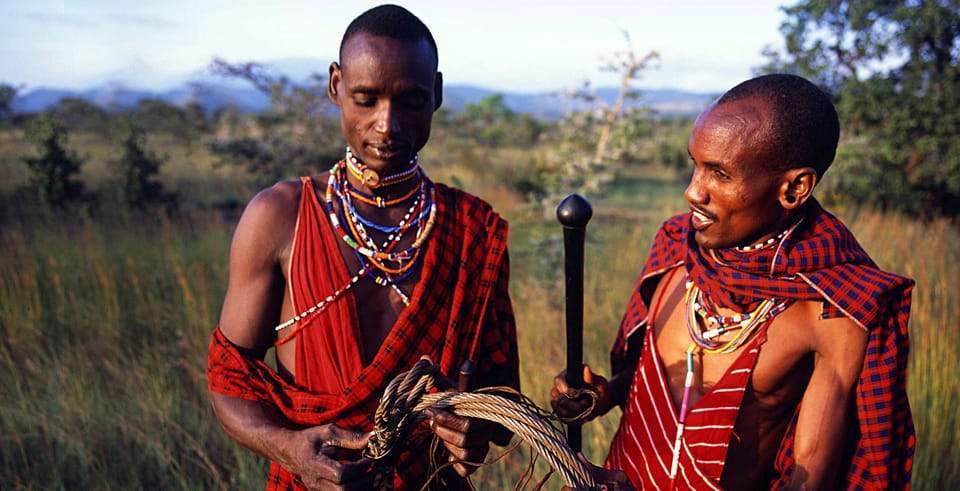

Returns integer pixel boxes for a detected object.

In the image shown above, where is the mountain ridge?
[9,58,718,119]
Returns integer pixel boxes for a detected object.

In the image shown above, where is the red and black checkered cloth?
[207,179,519,490]
[611,198,915,489]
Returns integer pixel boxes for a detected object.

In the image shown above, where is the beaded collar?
[345,146,419,189]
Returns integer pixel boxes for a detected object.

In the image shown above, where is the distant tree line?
[2,85,189,219]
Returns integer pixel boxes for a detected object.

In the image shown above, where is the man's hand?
[284,424,373,491]
[561,453,635,491]
[424,408,492,477]
[551,364,612,423]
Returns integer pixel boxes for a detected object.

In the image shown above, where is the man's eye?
[402,94,427,109]
[354,97,376,107]
[713,169,730,179]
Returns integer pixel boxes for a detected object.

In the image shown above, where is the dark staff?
[556,193,592,453]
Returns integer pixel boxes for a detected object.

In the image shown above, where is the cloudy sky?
[1,0,789,93]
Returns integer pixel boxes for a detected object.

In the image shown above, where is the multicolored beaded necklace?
[271,152,434,335]
[684,280,792,354]
[668,278,792,488]
[327,153,437,303]
[338,170,429,254]
[346,179,420,208]
[328,162,436,269]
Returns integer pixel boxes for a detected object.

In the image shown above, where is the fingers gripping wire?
[554,388,600,424]
[367,357,599,490]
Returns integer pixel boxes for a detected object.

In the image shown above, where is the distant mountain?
[10,58,716,119]
[11,83,271,115]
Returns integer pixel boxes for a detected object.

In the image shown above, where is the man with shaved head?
[553,74,914,490]
[207,5,518,489]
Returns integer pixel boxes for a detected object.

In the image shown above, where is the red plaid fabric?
[609,199,914,489]
[207,177,519,490]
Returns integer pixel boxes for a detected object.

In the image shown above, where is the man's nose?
[684,167,707,204]
[373,103,400,135]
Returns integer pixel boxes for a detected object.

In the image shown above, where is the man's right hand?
[561,453,636,491]
[550,365,612,423]
[285,424,373,491]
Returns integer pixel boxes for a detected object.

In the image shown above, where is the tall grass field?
[1,150,957,489]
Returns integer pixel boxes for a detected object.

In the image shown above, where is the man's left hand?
[424,408,492,477]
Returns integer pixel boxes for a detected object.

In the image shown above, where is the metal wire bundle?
[365,357,598,490]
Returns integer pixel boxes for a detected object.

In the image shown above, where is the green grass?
[0,135,956,489]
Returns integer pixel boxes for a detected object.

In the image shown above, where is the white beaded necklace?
[735,228,789,252]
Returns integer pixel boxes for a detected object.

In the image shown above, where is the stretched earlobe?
[779,167,817,209]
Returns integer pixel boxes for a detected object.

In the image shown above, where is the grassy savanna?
[1,129,957,490]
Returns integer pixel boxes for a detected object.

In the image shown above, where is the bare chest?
[275,205,421,373]
[651,274,816,416]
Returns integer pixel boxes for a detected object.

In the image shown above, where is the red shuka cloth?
[607,199,914,490]
[207,177,519,490]
[607,323,767,489]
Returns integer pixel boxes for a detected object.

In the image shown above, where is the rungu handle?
[556,193,593,453]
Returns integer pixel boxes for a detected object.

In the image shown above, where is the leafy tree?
[760,0,960,219]
[0,83,18,126]
[132,99,184,135]
[20,113,88,208]
[110,120,176,212]
[591,32,660,166]
[53,97,111,135]
[456,94,544,146]
[183,101,209,137]
[207,58,341,186]
[541,31,660,199]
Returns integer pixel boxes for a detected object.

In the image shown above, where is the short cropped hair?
[339,4,438,68]
[717,73,839,178]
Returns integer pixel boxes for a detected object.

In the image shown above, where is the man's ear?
[779,167,817,209]
[433,71,443,111]
[328,62,342,106]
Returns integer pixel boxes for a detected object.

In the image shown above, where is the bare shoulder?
[240,180,303,229]
[232,179,304,257]
[791,301,866,350]
[780,300,868,378]
[754,300,867,392]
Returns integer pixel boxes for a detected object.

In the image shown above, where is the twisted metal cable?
[365,358,598,490]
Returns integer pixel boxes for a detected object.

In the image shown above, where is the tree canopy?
[761,0,960,219]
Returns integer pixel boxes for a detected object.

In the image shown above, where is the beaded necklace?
[345,146,420,189]
[325,157,437,304]
[270,155,431,336]
[338,173,427,253]
[668,278,792,488]
[329,164,437,267]
[274,268,366,341]
[735,227,791,252]
[346,179,420,208]
[348,198,431,235]
[684,280,792,354]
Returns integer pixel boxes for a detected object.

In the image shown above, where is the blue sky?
[1,0,789,93]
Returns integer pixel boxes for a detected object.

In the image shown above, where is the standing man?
[207,5,519,490]
[552,74,914,490]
